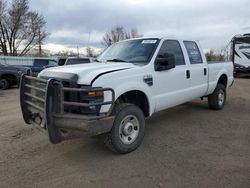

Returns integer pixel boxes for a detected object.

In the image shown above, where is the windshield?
[97,38,159,63]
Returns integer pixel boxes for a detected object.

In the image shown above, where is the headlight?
[79,86,104,115]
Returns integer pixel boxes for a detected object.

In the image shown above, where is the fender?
[215,70,228,87]
[93,73,155,115]
[208,69,228,94]
[114,84,154,116]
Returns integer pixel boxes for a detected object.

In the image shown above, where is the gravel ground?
[0,78,249,188]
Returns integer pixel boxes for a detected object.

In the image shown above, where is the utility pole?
[38,28,42,56]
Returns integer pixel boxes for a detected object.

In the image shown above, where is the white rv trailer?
[226,34,250,74]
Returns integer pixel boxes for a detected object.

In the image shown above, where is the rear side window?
[66,58,90,65]
[184,41,203,64]
[33,59,48,67]
[48,60,57,66]
[158,40,185,66]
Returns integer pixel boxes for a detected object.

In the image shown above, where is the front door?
[153,40,191,112]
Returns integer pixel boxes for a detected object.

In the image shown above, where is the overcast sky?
[30,0,250,53]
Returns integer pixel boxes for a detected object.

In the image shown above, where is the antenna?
[77,46,79,57]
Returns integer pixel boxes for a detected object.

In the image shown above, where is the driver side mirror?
[155,53,175,71]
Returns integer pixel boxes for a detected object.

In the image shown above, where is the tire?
[0,79,9,90]
[104,103,145,154]
[208,84,226,110]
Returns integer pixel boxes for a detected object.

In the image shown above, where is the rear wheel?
[208,84,226,110]
[0,79,9,90]
[104,103,145,154]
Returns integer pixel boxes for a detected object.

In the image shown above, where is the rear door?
[183,41,208,98]
[153,40,191,112]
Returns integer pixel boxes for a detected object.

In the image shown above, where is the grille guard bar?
[20,74,115,143]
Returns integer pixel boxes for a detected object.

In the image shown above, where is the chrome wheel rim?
[218,90,225,106]
[119,115,139,144]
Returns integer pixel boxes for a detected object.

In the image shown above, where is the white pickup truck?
[20,37,234,153]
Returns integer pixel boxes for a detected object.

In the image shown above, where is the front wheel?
[104,103,145,154]
[0,79,9,90]
[208,84,226,110]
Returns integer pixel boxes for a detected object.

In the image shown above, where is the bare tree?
[0,0,7,55]
[0,0,48,56]
[102,26,143,47]
[86,47,94,57]
[54,50,78,57]
[205,50,225,61]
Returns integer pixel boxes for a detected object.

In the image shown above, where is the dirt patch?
[0,79,250,188]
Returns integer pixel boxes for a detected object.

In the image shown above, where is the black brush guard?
[20,75,115,144]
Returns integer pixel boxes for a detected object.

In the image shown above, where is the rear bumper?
[20,75,115,143]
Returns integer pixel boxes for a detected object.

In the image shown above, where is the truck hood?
[0,64,30,73]
[38,62,135,85]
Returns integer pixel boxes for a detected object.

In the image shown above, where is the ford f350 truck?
[20,37,234,154]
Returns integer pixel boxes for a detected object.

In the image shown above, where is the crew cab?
[20,37,234,154]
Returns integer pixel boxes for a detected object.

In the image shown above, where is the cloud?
[49,29,104,47]
[43,43,103,55]
[30,0,250,51]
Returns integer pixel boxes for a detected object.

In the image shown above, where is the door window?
[157,40,185,66]
[184,41,203,64]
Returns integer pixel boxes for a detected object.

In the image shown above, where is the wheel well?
[218,74,227,87]
[117,90,150,117]
[0,74,17,84]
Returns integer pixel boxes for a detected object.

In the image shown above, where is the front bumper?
[20,75,115,144]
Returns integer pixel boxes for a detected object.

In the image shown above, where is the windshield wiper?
[106,58,127,62]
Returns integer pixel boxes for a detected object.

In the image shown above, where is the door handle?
[204,68,207,76]
[186,70,190,79]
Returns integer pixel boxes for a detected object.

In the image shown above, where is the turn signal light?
[88,91,104,97]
